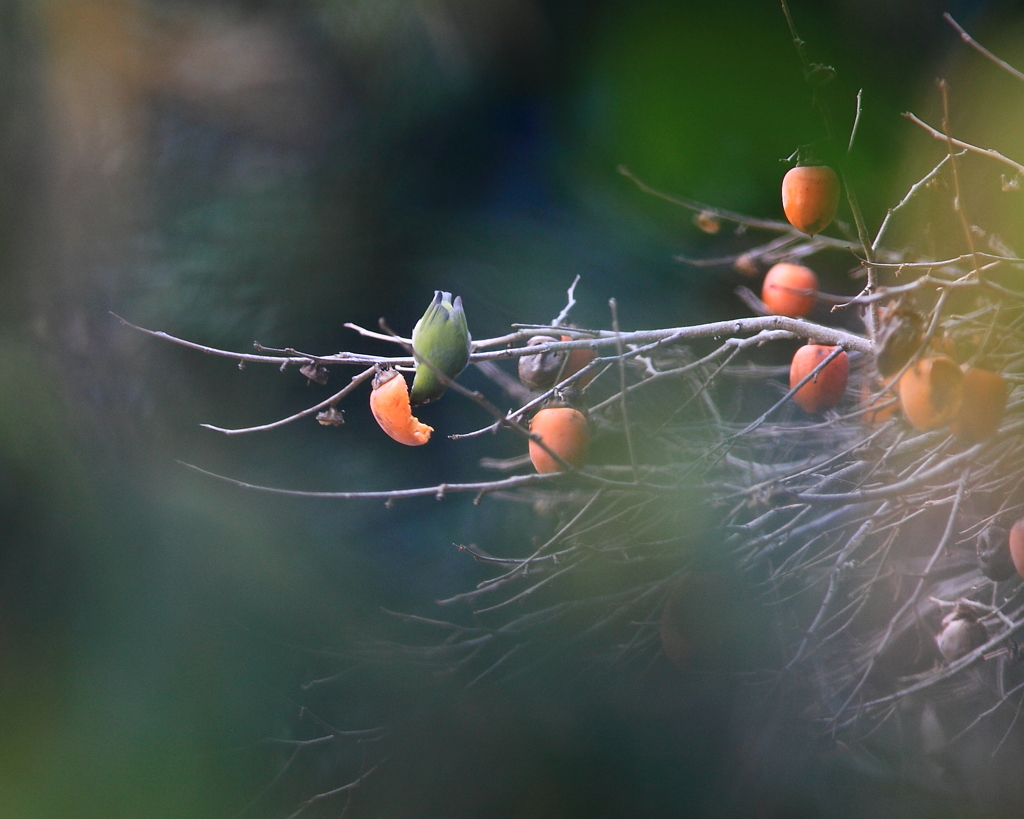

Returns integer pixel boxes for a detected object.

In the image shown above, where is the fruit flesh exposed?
[370,369,433,446]
[897,357,964,431]
[949,367,1006,442]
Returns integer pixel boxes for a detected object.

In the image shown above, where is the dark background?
[2,0,1023,816]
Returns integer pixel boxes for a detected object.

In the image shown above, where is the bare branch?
[944,13,1024,84]
[201,367,375,435]
[552,274,582,327]
[903,111,1024,177]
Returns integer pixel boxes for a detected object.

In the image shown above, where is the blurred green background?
[1,0,1023,816]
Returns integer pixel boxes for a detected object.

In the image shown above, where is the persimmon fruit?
[897,356,964,431]
[529,407,589,473]
[369,368,433,446]
[859,378,899,426]
[949,367,1007,442]
[782,165,840,236]
[761,263,817,318]
[1009,517,1024,579]
[789,344,849,413]
[560,335,597,387]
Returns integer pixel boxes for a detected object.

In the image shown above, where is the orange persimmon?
[761,263,818,318]
[949,367,1007,442]
[528,407,589,473]
[789,344,849,413]
[782,165,840,235]
[560,335,598,387]
[369,368,433,446]
[859,378,900,426]
[897,356,964,431]
[1010,518,1024,579]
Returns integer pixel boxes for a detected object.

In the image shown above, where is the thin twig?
[552,275,582,327]
[609,298,638,483]
[620,165,855,251]
[939,79,982,276]
[944,13,1024,84]
[903,111,1024,177]
[848,89,863,154]
[201,368,375,435]
[873,151,963,251]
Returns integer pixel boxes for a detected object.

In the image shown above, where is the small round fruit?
[897,356,965,431]
[949,367,1007,442]
[761,263,818,318]
[789,344,849,413]
[782,164,840,235]
[693,210,721,234]
[733,253,759,277]
[369,368,433,446]
[528,407,589,473]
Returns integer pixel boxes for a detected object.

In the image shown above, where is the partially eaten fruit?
[897,356,964,431]
[369,368,433,446]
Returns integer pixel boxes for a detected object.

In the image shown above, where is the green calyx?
[410,291,471,406]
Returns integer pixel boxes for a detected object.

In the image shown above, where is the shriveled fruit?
[897,356,964,431]
[935,604,988,663]
[977,527,1015,582]
[693,210,720,234]
[528,407,589,473]
[781,164,840,235]
[761,263,818,318]
[789,344,849,413]
[518,335,566,391]
[733,253,759,277]
[874,304,924,378]
[1010,518,1024,579]
[369,368,433,446]
[949,367,1007,442]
